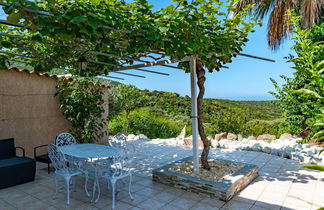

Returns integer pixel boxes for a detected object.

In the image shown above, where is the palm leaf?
[300,165,324,172]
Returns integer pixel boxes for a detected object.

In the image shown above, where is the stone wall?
[0,68,109,157]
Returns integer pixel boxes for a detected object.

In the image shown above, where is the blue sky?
[1,1,296,101]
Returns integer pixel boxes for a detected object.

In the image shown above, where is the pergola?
[0,1,275,172]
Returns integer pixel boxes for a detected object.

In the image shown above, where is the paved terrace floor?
[0,139,323,210]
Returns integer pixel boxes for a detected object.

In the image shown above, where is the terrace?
[0,139,322,210]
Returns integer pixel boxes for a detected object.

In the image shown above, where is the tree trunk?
[125,109,130,134]
[196,60,211,170]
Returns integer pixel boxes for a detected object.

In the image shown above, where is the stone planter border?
[152,156,259,201]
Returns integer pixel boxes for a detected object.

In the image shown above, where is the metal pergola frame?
[0,2,276,172]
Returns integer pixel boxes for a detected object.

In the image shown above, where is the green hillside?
[107,83,283,139]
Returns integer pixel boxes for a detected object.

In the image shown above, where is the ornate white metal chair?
[48,144,88,205]
[109,133,127,149]
[92,143,135,209]
[55,132,76,147]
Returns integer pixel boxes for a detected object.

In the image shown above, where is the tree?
[56,77,106,143]
[109,84,148,134]
[0,0,259,170]
[233,0,324,50]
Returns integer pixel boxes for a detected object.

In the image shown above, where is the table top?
[59,143,122,159]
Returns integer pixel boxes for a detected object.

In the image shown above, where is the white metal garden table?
[59,143,123,201]
[59,143,122,159]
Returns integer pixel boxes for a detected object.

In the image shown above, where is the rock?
[262,146,271,154]
[219,139,229,149]
[271,148,279,156]
[227,133,238,140]
[215,132,227,141]
[177,126,186,140]
[247,136,256,140]
[252,143,262,152]
[211,140,219,148]
[302,144,311,149]
[127,134,136,140]
[257,134,276,141]
[138,134,148,139]
[237,135,243,141]
[183,138,204,148]
[280,133,293,140]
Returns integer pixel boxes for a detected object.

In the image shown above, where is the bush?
[244,119,283,137]
[108,108,182,139]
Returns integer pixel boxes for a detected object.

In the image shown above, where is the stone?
[251,143,262,152]
[257,134,276,141]
[211,140,219,148]
[177,125,186,140]
[280,133,293,140]
[183,138,204,148]
[215,132,227,141]
[302,144,311,149]
[138,134,148,139]
[127,134,136,140]
[247,136,256,140]
[227,133,238,140]
[262,146,271,154]
[219,139,230,149]
[271,148,279,156]
[237,135,243,141]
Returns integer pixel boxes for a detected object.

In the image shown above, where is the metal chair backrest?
[109,133,127,149]
[48,144,69,173]
[110,143,135,178]
[55,132,76,147]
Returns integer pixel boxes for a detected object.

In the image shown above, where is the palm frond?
[300,0,324,29]
[267,0,288,50]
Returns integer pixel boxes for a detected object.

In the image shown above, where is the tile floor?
[0,139,323,210]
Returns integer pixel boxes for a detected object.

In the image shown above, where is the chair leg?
[111,179,117,210]
[128,174,133,200]
[48,162,50,174]
[53,176,58,200]
[91,179,97,203]
[66,178,70,205]
[95,178,101,203]
[84,173,90,197]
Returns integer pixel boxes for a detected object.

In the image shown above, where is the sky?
[0,1,297,101]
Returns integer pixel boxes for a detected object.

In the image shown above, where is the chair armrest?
[15,146,25,157]
[34,144,48,158]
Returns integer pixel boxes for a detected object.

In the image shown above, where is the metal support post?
[190,56,199,173]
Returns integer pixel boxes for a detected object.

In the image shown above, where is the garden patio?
[0,139,322,210]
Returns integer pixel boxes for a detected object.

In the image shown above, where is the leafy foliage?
[109,108,181,139]
[109,84,149,133]
[56,77,106,143]
[0,0,258,75]
[270,20,324,141]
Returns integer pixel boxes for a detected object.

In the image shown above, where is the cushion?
[0,157,36,189]
[0,138,15,158]
[0,157,34,168]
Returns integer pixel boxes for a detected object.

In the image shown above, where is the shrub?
[244,119,283,137]
[109,108,182,139]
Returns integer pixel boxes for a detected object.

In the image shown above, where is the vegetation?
[108,83,282,138]
[233,0,324,50]
[109,84,149,134]
[56,77,106,143]
[270,16,324,142]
